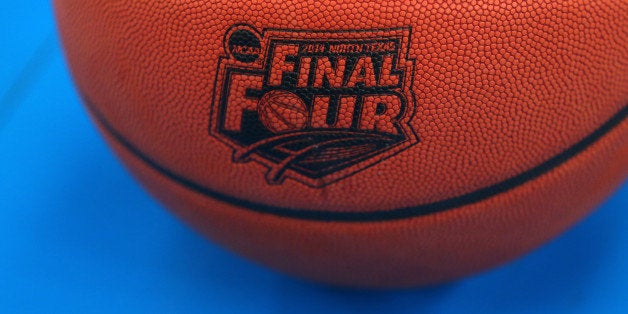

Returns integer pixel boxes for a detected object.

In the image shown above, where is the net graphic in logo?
[210,25,418,187]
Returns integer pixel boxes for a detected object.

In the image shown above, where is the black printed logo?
[210,25,418,187]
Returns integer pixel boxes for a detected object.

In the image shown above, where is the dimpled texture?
[55,0,628,287]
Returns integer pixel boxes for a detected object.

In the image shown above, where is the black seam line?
[85,96,628,223]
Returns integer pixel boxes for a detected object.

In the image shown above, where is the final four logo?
[210,25,418,187]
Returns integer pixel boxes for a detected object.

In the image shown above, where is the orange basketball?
[55,0,628,288]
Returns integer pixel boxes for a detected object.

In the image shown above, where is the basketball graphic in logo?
[257,90,308,134]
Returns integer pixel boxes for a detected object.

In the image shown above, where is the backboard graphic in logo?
[210,25,419,187]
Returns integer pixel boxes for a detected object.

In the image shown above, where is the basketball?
[257,90,309,134]
[54,1,628,288]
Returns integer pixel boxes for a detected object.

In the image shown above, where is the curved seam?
[84,96,628,222]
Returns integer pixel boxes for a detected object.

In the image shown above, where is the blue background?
[1,2,627,313]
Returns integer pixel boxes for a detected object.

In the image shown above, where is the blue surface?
[1,2,627,313]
